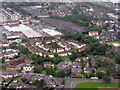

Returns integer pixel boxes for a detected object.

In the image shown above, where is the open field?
[106,41,120,45]
[74,82,119,89]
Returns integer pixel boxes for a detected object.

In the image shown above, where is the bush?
[102,76,111,83]
[73,74,83,78]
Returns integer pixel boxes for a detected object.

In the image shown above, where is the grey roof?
[71,67,81,73]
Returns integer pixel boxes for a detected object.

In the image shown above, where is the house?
[58,42,67,48]
[37,51,43,56]
[75,57,89,62]
[44,76,64,88]
[75,43,86,49]
[69,49,77,53]
[42,46,50,51]
[19,54,33,64]
[97,68,107,73]
[72,62,80,68]
[38,44,44,48]
[84,68,95,74]
[2,49,20,59]
[67,40,86,49]
[44,52,54,58]
[67,51,72,55]
[45,40,52,44]
[2,73,14,79]
[71,67,81,75]
[20,42,26,46]
[43,62,54,68]
[0,42,9,47]
[5,65,19,71]
[58,51,68,56]
[57,48,65,53]
[115,64,120,74]
[20,64,34,73]
[89,31,99,36]
[9,82,36,89]
[112,43,120,53]
[58,59,72,70]
[49,48,56,53]
[36,42,43,46]
[65,46,71,51]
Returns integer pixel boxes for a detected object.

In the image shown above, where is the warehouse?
[3,24,42,38]
[42,29,62,37]
[7,35,20,40]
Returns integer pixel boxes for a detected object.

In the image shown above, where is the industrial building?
[3,24,42,38]
[42,29,62,37]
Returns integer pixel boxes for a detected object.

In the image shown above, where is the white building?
[89,31,99,36]
[42,29,62,37]
[21,64,34,72]
[3,24,42,38]
[58,51,68,56]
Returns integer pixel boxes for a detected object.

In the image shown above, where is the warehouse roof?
[42,29,62,36]
[3,24,42,38]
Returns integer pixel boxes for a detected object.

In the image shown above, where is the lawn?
[74,82,119,89]
[106,41,120,45]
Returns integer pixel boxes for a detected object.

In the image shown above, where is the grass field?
[74,82,119,89]
[106,41,120,45]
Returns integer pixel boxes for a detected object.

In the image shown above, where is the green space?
[106,41,120,45]
[74,82,119,89]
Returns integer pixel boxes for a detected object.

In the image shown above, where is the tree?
[90,26,102,32]
[34,65,43,73]
[21,78,29,84]
[32,79,44,88]
[35,57,44,64]
[19,47,29,54]
[102,76,111,83]
[96,71,105,78]
[69,52,77,61]
[89,73,95,77]
[44,86,54,89]
[98,60,108,67]
[71,8,78,14]
[55,70,66,77]
[9,42,17,49]
[22,38,30,42]
[1,57,5,63]
[115,56,120,64]
[45,67,56,76]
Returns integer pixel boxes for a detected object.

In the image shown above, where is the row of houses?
[1,49,20,59]
[2,54,34,73]
[35,39,87,57]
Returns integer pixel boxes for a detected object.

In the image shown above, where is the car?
[91,77,98,80]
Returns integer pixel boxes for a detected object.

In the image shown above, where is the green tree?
[102,76,111,83]
[35,57,44,64]
[9,42,17,49]
[32,79,44,88]
[34,65,43,73]
[115,56,120,64]
[90,26,102,32]
[22,38,30,42]
[1,57,5,63]
[55,70,66,77]
[45,67,56,76]
[96,71,105,78]
[19,47,29,54]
